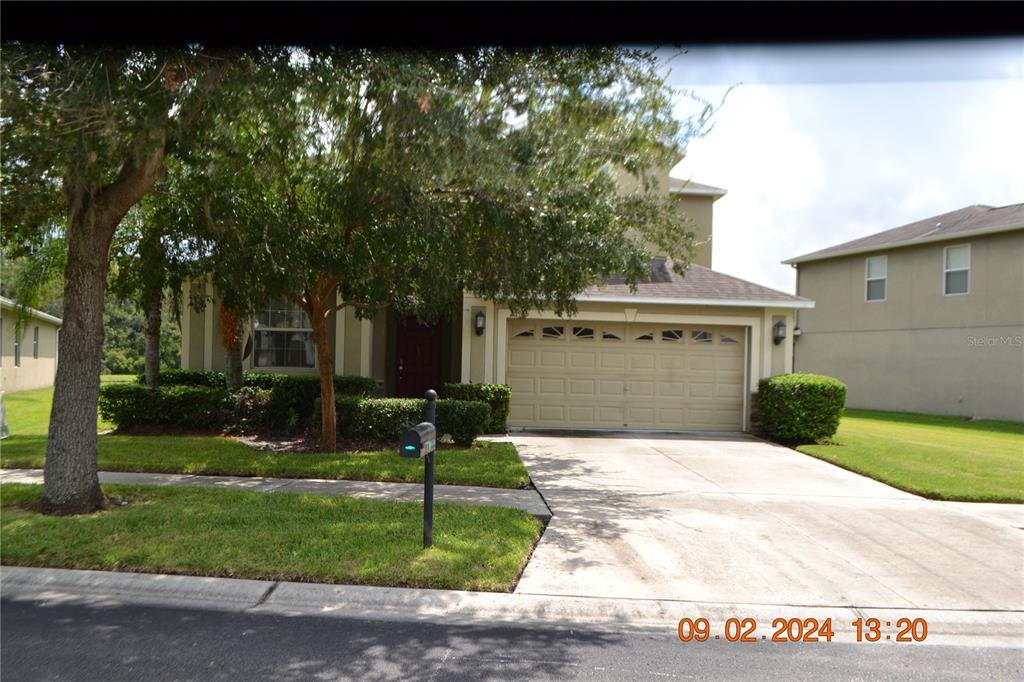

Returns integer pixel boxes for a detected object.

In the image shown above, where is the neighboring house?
[784,204,1024,422]
[0,297,62,393]
[181,164,812,432]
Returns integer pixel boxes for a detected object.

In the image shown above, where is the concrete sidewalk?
[0,469,551,520]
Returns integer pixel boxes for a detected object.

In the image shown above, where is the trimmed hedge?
[758,373,847,444]
[443,383,510,433]
[229,387,274,434]
[138,371,380,434]
[99,383,233,431]
[135,368,224,388]
[100,383,490,446]
[337,397,491,446]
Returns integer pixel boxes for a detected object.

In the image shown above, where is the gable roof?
[668,177,728,200]
[0,296,63,326]
[580,258,813,309]
[783,203,1024,265]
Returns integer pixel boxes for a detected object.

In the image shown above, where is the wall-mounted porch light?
[474,311,486,336]
[772,319,787,346]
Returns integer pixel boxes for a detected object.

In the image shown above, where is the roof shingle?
[784,203,1024,264]
[581,258,811,307]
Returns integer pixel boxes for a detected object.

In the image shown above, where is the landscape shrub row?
[136,370,379,433]
[443,383,510,433]
[335,396,490,446]
[758,373,847,444]
[100,384,491,446]
[99,384,234,431]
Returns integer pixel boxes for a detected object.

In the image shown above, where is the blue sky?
[656,39,1024,293]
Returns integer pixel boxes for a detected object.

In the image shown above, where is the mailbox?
[399,422,436,459]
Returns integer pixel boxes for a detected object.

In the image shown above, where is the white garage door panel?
[507,320,746,431]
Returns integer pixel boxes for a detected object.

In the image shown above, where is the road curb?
[3,566,1021,648]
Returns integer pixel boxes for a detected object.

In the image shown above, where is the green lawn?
[798,409,1024,503]
[0,483,541,592]
[1,381,530,489]
[100,374,137,385]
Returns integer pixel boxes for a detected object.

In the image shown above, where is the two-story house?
[784,204,1024,422]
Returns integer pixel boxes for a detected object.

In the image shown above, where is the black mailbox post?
[399,422,436,459]
[398,389,438,548]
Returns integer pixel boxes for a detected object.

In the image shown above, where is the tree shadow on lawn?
[2,598,624,682]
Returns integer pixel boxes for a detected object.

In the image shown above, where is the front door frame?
[392,314,445,398]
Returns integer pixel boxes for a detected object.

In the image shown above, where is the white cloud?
[671,86,825,291]
[661,46,1024,295]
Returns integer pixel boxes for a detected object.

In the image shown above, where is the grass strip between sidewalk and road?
[0,384,531,489]
[0,483,543,592]
[798,409,1024,503]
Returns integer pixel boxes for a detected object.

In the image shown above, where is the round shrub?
[229,387,274,434]
[333,396,491,446]
[758,373,847,444]
[443,383,510,433]
[435,399,491,446]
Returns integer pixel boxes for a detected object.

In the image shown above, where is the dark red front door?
[395,315,444,398]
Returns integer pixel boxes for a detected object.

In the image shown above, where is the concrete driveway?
[511,432,1024,611]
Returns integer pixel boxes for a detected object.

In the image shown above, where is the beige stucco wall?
[612,162,714,269]
[793,229,1024,421]
[0,312,60,393]
[341,307,363,375]
[676,195,714,269]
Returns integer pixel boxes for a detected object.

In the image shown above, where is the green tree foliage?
[176,47,713,449]
[0,250,65,320]
[100,295,180,374]
[1,44,242,513]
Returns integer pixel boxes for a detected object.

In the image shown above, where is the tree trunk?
[43,130,167,515]
[309,310,336,452]
[143,287,162,387]
[225,330,244,391]
[41,205,117,514]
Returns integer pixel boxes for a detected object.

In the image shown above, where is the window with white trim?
[253,298,315,368]
[865,255,887,301]
[943,244,970,295]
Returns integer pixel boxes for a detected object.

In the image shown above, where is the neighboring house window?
[253,298,315,368]
[33,326,39,359]
[943,244,970,295]
[14,334,21,368]
[865,255,887,301]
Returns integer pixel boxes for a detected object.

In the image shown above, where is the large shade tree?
[184,48,711,450]
[1,45,245,514]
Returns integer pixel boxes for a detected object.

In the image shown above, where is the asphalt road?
[2,599,1020,681]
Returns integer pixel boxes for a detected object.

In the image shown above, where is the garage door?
[506,320,746,431]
